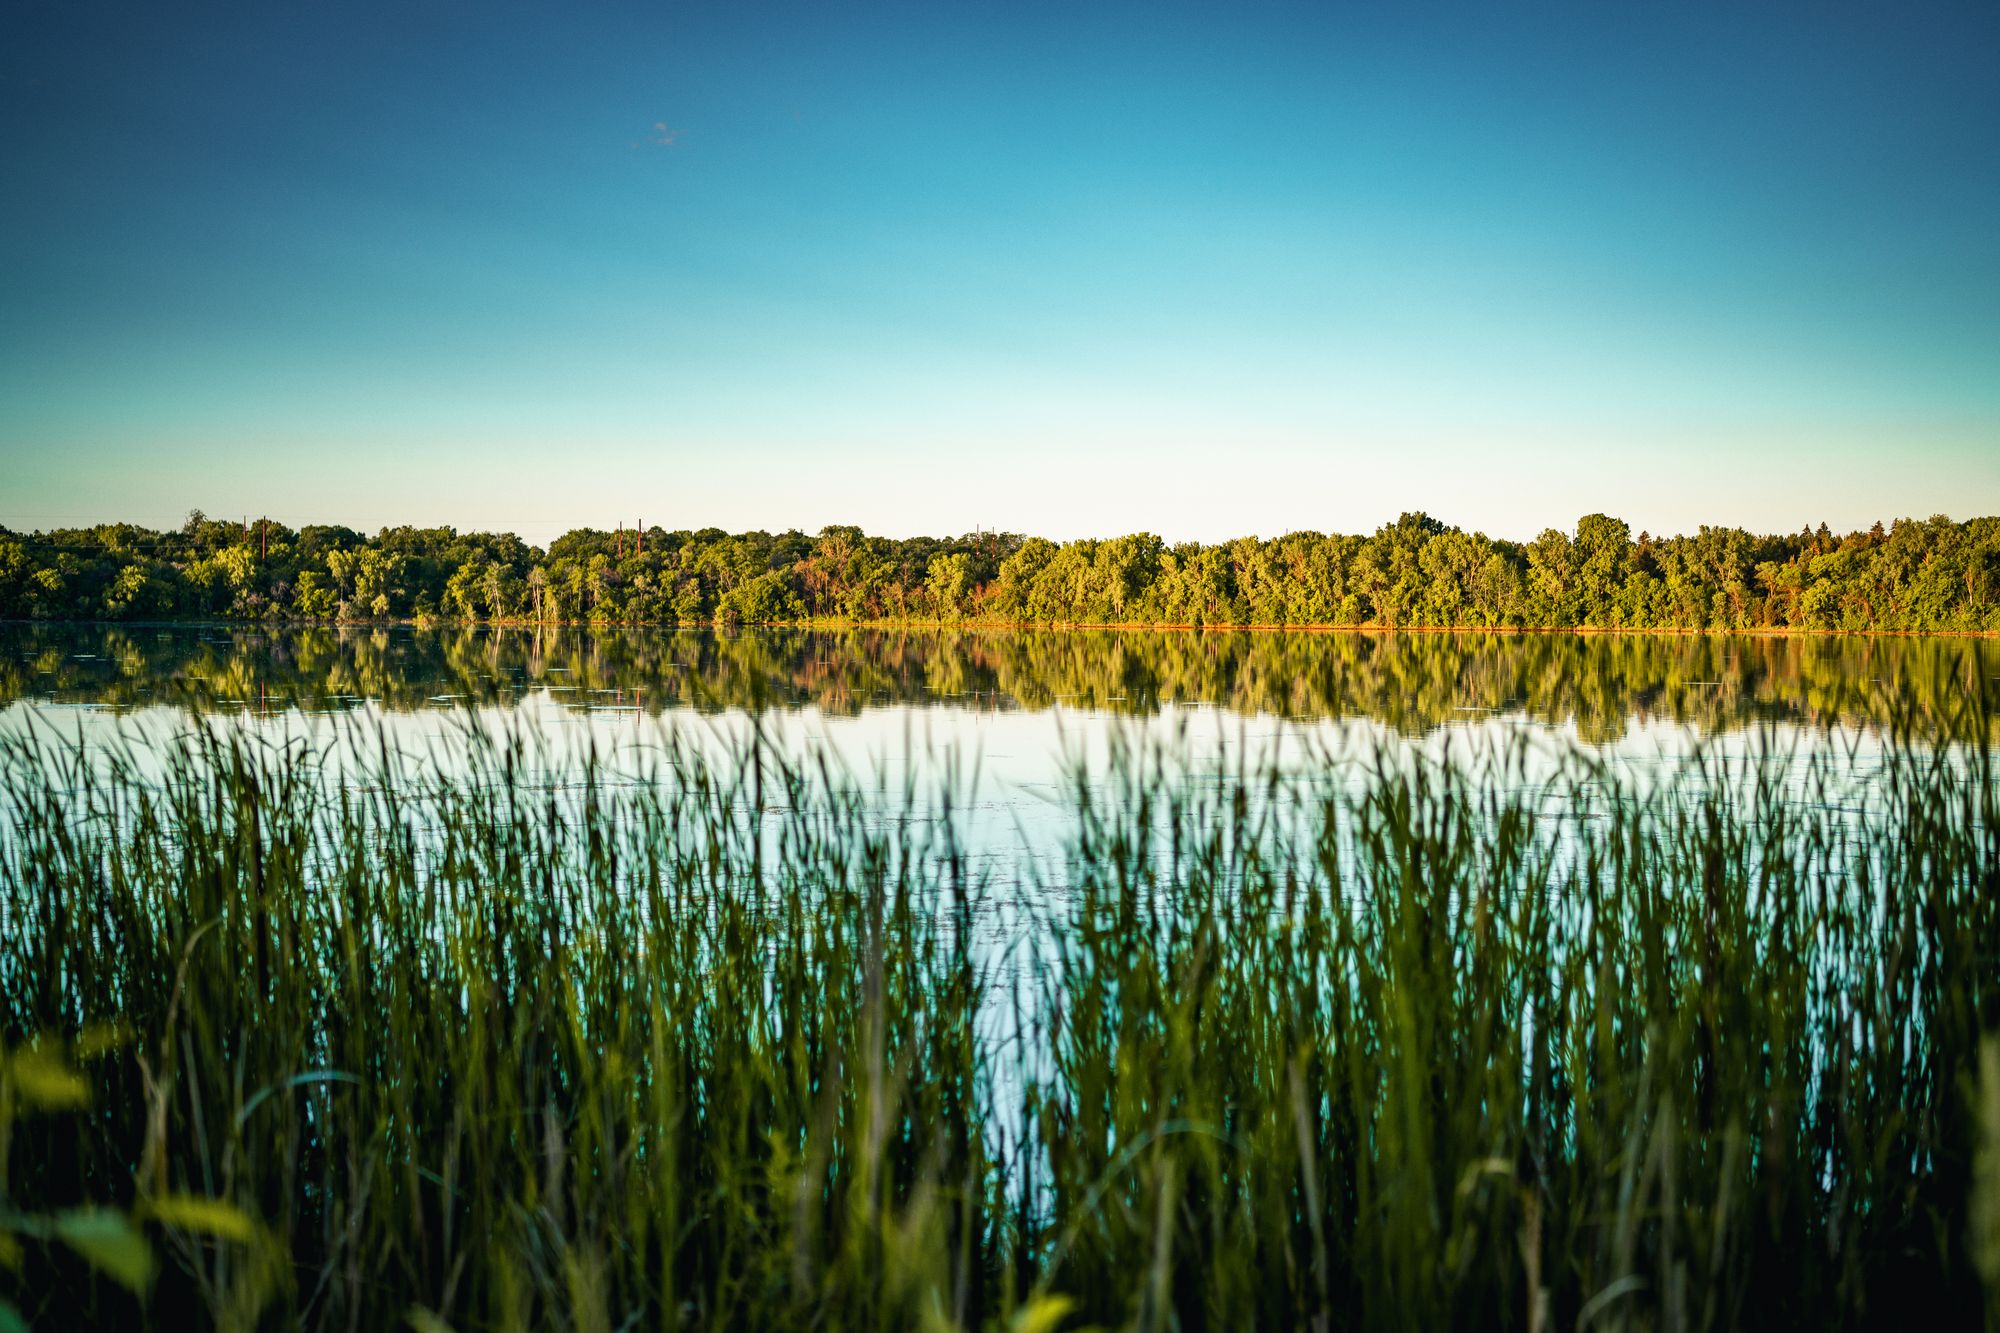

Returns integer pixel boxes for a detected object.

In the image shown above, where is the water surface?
[7,622,1992,730]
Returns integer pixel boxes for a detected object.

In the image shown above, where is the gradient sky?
[3,0,1996,544]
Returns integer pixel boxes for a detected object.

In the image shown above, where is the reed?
[0,707,1995,1331]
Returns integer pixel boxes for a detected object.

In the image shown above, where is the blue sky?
[2,0,1996,543]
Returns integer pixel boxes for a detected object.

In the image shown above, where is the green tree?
[926,552,974,621]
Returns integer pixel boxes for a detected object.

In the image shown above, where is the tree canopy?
[3,510,1997,632]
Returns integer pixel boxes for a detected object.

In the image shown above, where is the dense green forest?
[4,510,1998,630]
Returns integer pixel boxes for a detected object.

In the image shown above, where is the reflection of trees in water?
[2,624,1994,742]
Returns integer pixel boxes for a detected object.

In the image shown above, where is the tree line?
[2,509,1997,631]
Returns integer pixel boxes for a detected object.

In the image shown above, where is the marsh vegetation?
[2,688,1997,1330]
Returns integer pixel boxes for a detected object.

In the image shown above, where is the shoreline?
[5,617,1998,639]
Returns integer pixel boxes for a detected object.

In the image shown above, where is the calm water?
[5,622,1991,847]
[7,622,1994,731]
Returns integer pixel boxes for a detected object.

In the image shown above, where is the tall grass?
[0,709,1996,1330]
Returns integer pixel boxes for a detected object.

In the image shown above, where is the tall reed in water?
[0,704,1995,1331]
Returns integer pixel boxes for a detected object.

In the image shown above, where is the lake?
[8,621,1991,890]
[8,621,1995,758]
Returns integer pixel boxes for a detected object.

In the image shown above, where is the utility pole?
[637,520,642,556]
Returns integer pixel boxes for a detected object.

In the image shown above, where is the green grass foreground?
[2,718,1998,1331]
